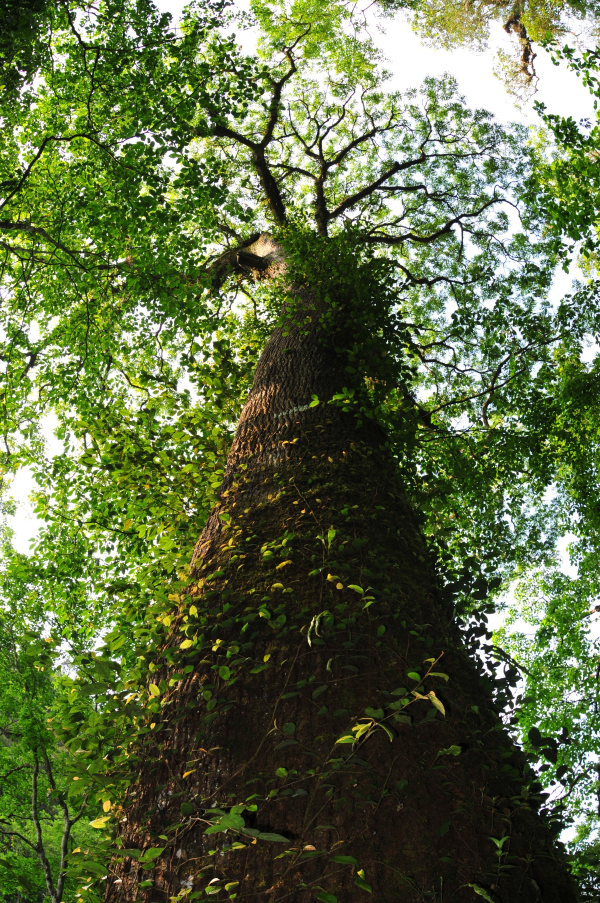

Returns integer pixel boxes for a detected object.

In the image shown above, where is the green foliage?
[0,0,53,97]
[0,531,99,902]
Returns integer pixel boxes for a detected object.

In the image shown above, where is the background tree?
[0,527,99,903]
[406,0,600,93]
[2,0,600,901]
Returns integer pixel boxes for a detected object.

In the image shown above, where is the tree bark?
[107,238,578,903]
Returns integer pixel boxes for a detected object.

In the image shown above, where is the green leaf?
[347,585,364,594]
[464,884,495,902]
[142,847,165,861]
[407,672,421,681]
[317,893,337,903]
[219,665,231,681]
[437,745,461,757]
[220,814,246,830]
[489,835,509,849]
[331,855,358,865]
[355,874,373,893]
[257,832,289,842]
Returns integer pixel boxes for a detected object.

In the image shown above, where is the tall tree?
[1,0,598,901]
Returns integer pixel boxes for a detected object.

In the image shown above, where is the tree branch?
[360,196,500,246]
[210,47,305,227]
[327,152,426,222]
[0,220,83,266]
[31,752,57,903]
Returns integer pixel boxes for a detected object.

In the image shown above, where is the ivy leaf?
[142,847,165,861]
[355,871,373,892]
[364,707,384,719]
[428,693,445,716]
[465,885,495,902]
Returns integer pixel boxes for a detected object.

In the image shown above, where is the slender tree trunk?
[108,239,578,903]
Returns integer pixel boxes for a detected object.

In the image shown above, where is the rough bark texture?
[106,238,579,903]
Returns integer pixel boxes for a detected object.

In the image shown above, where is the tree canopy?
[2,0,600,900]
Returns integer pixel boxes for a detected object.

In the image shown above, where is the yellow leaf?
[276,560,292,569]
[326,574,339,582]
[180,639,193,649]
[264,654,271,662]
[72,848,81,854]
[150,723,156,729]
[428,692,445,717]
[271,583,284,590]
[89,816,110,829]
[123,519,132,530]
[336,583,344,590]
[149,683,160,696]
[103,800,111,813]
[189,604,198,616]
[182,769,196,778]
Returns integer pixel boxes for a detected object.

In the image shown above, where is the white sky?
[7,4,595,559]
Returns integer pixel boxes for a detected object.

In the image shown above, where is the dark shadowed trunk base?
[106,250,579,903]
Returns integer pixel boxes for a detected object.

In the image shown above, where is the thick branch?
[207,233,284,291]
[210,48,303,227]
[212,126,287,226]
[0,219,83,265]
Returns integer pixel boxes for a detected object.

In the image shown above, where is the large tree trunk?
[107,238,578,903]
